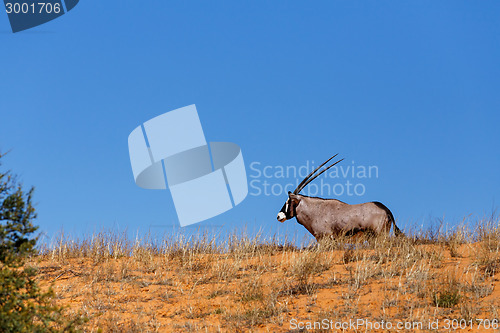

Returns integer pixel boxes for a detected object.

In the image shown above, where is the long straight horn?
[293,154,338,194]
[297,158,344,193]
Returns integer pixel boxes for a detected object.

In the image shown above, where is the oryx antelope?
[277,155,402,241]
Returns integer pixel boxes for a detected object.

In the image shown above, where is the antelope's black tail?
[372,202,404,237]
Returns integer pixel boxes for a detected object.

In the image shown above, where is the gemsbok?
[277,155,403,241]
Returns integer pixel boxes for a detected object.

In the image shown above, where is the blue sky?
[1,1,499,243]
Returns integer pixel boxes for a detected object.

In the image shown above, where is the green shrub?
[0,152,84,332]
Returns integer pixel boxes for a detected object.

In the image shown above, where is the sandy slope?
[35,238,500,332]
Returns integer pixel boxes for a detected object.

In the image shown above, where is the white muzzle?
[277,212,286,222]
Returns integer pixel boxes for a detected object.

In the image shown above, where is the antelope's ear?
[288,193,301,204]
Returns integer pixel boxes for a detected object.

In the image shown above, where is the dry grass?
[30,219,500,332]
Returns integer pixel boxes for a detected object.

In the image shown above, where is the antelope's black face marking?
[277,199,289,222]
[277,192,295,222]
